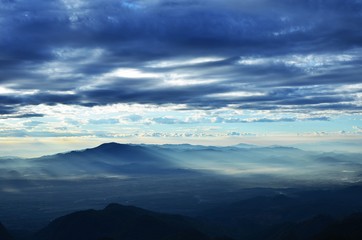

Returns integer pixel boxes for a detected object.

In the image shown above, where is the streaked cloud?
[0,0,361,154]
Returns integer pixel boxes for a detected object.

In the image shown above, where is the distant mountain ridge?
[23,142,195,178]
[1,142,362,184]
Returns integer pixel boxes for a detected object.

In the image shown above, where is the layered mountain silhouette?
[1,142,362,182]
[266,215,335,240]
[34,203,223,240]
[0,221,13,240]
[20,143,196,178]
[2,142,362,240]
[314,213,362,240]
[2,186,362,240]
[200,186,362,240]
[266,213,362,240]
[9,200,362,240]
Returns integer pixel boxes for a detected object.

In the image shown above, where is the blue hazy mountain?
[1,142,361,182]
[4,143,198,179]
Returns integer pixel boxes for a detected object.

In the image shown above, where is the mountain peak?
[233,143,258,148]
[95,142,130,150]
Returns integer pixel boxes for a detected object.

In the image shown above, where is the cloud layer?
[0,0,362,116]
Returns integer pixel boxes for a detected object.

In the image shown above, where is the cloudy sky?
[1,0,362,156]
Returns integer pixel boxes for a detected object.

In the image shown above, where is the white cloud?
[107,68,160,79]
[238,52,355,73]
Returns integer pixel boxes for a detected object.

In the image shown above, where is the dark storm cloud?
[0,92,80,107]
[0,105,15,115]
[11,113,45,119]
[0,112,44,119]
[0,0,362,114]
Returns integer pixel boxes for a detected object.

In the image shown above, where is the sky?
[0,0,362,157]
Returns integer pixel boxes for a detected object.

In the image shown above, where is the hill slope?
[200,186,362,240]
[0,221,13,240]
[34,203,213,240]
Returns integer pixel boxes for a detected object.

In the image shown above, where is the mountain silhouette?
[265,212,362,240]
[314,213,362,240]
[38,142,165,165]
[266,214,335,240]
[34,203,213,240]
[0,221,13,240]
[200,186,362,240]
[200,194,301,239]
[2,142,361,182]
[30,143,194,178]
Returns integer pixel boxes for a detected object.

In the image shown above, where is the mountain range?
[2,199,362,240]
[199,186,362,239]
[1,142,362,239]
[1,142,362,183]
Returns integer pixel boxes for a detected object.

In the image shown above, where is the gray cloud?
[14,113,45,118]
[0,0,361,115]
[0,112,45,119]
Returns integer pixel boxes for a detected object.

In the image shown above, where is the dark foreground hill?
[33,203,228,240]
[200,186,362,240]
[3,199,362,240]
[314,213,362,240]
[267,213,362,240]
[0,221,13,240]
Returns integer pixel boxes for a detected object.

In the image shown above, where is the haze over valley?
[1,143,362,240]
